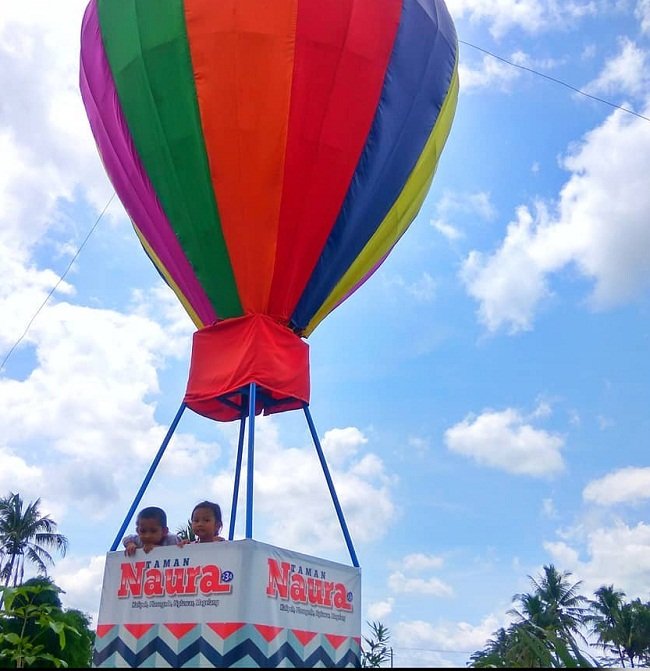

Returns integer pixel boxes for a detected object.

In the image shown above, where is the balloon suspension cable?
[110,402,187,551]
[303,404,360,568]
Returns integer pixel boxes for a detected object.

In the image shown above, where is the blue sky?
[1,0,650,666]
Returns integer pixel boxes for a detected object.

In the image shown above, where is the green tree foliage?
[176,520,196,543]
[361,620,391,668]
[508,564,593,667]
[626,599,650,667]
[42,608,94,669]
[0,493,68,589]
[469,627,512,667]
[582,591,650,668]
[470,565,596,667]
[469,566,650,668]
[0,581,77,668]
[586,584,627,667]
[0,577,94,669]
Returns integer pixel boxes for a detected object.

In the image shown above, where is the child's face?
[136,517,167,546]
[191,507,219,542]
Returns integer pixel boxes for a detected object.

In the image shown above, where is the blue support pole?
[228,413,247,540]
[303,404,359,567]
[110,402,187,551]
[245,383,257,539]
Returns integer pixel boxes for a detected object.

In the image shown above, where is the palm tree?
[361,621,391,668]
[509,592,556,630]
[617,599,650,667]
[469,627,508,667]
[469,626,524,668]
[529,564,589,638]
[507,595,565,667]
[587,584,627,666]
[469,622,559,668]
[0,492,68,589]
[508,564,593,667]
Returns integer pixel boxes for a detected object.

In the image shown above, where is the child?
[122,506,180,556]
[181,500,227,544]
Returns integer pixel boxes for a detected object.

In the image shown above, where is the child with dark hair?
[122,506,181,555]
[180,500,227,544]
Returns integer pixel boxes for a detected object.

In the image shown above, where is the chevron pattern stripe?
[93,623,361,668]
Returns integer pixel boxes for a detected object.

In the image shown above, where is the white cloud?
[385,555,451,602]
[569,409,581,426]
[446,0,596,38]
[596,415,615,430]
[0,447,43,493]
[0,302,180,446]
[460,203,555,333]
[462,101,650,332]
[209,418,397,557]
[541,498,558,519]
[430,191,495,245]
[432,218,464,241]
[584,38,650,100]
[583,467,650,506]
[0,287,216,530]
[459,53,521,91]
[322,426,368,464]
[129,285,195,351]
[407,273,437,301]
[544,521,650,598]
[445,407,565,477]
[447,0,545,37]
[407,436,430,456]
[51,554,106,625]
[564,98,650,306]
[393,613,508,667]
[382,272,438,302]
[366,597,394,621]
[531,400,552,418]
[401,553,445,572]
[459,47,568,93]
[0,2,113,257]
[434,191,497,222]
[638,0,650,33]
[388,571,454,597]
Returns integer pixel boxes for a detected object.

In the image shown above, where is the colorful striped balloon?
[80,0,458,420]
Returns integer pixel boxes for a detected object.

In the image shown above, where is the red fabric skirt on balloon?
[184,314,310,422]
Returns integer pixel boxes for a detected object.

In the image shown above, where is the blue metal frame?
[303,404,359,567]
[112,385,359,566]
[245,383,257,539]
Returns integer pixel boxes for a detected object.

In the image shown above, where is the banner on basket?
[94,539,361,668]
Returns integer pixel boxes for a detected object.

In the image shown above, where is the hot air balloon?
[81,1,458,666]
[80,0,458,423]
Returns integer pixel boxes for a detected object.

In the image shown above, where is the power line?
[0,192,115,373]
[459,39,650,123]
